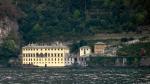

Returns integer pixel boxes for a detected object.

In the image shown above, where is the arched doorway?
[45,64,47,67]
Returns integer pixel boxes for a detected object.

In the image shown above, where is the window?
[58,54,60,57]
[45,53,47,57]
[82,58,83,61]
[84,50,86,54]
[36,53,39,57]
[40,53,43,57]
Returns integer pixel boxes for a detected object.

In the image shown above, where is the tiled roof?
[95,42,105,45]
[80,46,91,49]
[22,44,69,49]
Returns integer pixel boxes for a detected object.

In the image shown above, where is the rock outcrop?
[0,17,19,43]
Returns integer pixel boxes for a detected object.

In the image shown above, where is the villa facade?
[21,43,71,67]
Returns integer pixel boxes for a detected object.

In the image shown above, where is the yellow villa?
[21,43,70,67]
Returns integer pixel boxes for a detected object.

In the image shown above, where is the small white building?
[75,56,89,67]
[79,46,91,57]
[125,39,140,45]
[64,54,75,66]
[64,54,89,67]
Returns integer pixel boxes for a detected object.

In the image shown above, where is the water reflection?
[0,68,149,84]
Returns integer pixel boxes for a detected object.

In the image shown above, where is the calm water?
[0,67,150,84]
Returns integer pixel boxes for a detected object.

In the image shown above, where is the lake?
[0,67,150,84]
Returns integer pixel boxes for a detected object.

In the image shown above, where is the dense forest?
[117,42,150,57]
[1,0,150,42]
[0,0,150,63]
[17,0,150,42]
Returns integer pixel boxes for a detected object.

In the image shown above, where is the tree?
[73,9,81,19]
[0,39,18,63]
[121,38,128,42]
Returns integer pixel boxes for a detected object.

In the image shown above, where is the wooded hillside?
[0,0,150,64]
[10,0,150,42]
